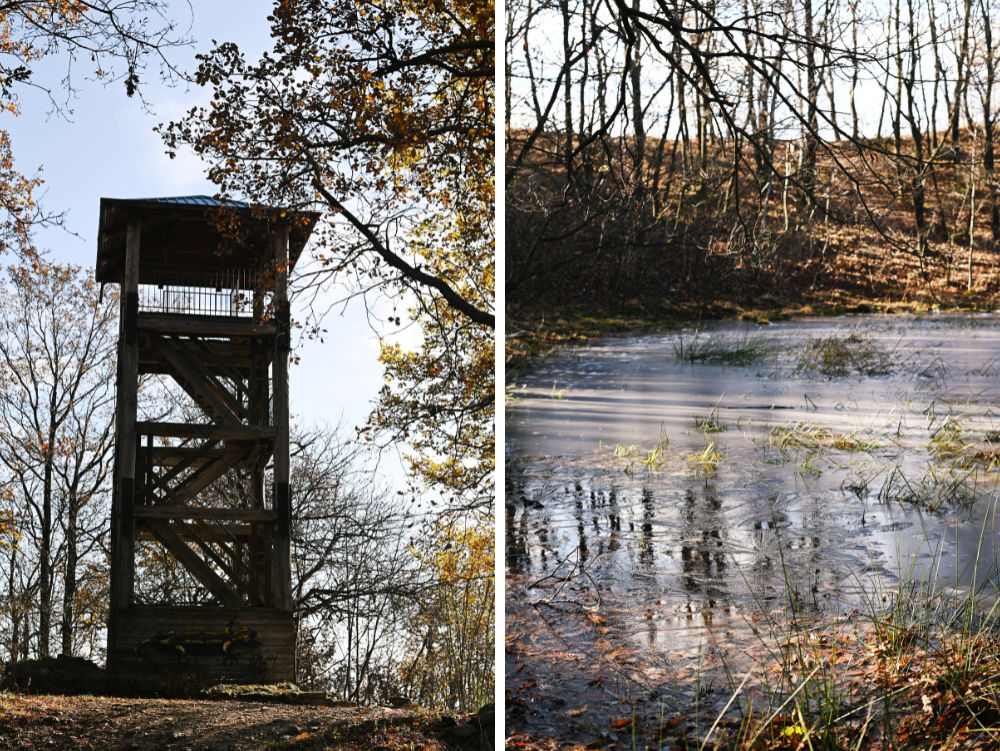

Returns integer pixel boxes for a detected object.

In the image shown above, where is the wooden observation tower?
[96,196,317,684]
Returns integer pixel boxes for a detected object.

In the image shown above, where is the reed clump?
[674,328,776,366]
[794,333,895,378]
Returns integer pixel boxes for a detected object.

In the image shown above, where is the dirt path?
[0,694,485,751]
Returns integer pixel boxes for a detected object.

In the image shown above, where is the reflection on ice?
[505,314,1000,741]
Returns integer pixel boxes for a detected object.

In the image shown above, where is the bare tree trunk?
[822,0,842,141]
[979,0,999,243]
[970,132,978,290]
[927,0,943,149]
[851,0,859,140]
[801,0,820,198]
[560,0,575,165]
[893,0,903,159]
[630,0,646,186]
[60,494,78,655]
[951,0,974,152]
[901,0,928,256]
[38,407,55,658]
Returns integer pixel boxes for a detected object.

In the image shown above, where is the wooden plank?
[137,522,256,541]
[272,226,292,612]
[138,313,276,337]
[135,507,275,521]
[145,520,245,607]
[109,605,295,683]
[111,216,141,614]
[136,421,274,440]
[145,446,265,470]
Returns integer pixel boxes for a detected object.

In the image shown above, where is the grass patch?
[688,441,725,471]
[563,513,1000,751]
[647,512,1000,751]
[694,399,727,433]
[830,432,885,452]
[766,421,834,451]
[848,461,984,512]
[882,464,980,511]
[674,328,776,366]
[929,417,972,462]
[794,332,896,378]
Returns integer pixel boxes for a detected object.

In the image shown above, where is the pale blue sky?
[4,1,410,486]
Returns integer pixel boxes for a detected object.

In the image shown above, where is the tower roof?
[95,195,320,286]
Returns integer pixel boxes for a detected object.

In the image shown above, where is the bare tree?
[0,263,116,659]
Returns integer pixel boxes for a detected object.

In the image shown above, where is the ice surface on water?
[505,314,1000,740]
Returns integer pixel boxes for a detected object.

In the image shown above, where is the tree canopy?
[0,1,188,259]
[161,0,495,509]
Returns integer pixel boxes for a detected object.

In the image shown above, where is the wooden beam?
[146,445,227,465]
[136,522,256,540]
[249,520,260,606]
[154,452,237,507]
[149,452,263,470]
[111,216,141,614]
[139,337,271,375]
[145,520,245,608]
[190,519,255,591]
[157,444,256,507]
[136,421,274,440]
[138,313,276,337]
[272,226,292,612]
[135,506,275,522]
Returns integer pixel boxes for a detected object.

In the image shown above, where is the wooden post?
[272,226,292,612]
[113,218,140,611]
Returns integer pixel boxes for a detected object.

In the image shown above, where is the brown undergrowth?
[506,128,1000,372]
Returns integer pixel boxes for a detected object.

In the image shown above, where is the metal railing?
[138,264,271,317]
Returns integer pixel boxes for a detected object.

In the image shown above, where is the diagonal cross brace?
[157,338,244,425]
[145,519,245,607]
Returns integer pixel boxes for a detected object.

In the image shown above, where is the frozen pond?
[504,314,1000,742]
